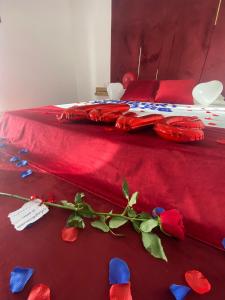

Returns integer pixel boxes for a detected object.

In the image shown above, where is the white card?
[8,199,49,231]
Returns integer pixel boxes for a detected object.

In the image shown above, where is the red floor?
[0,150,224,299]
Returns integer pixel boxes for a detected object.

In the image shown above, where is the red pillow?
[155,80,196,105]
[121,80,159,101]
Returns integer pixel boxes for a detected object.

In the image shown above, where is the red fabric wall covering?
[111,0,219,83]
[201,1,225,86]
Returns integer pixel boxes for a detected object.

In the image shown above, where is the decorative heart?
[107,83,125,100]
[185,270,211,294]
[192,80,223,107]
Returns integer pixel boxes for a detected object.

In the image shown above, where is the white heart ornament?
[107,83,125,100]
[192,80,223,106]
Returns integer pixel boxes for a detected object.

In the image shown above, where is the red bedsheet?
[0,106,224,249]
[0,151,224,299]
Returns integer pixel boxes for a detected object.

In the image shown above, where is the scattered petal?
[222,238,225,248]
[216,139,225,145]
[110,282,132,300]
[206,111,211,114]
[208,122,216,126]
[10,156,20,163]
[61,227,78,242]
[212,114,219,116]
[21,169,33,178]
[204,117,212,120]
[185,270,211,294]
[169,284,191,300]
[19,148,29,154]
[16,160,28,167]
[109,258,130,284]
[27,284,51,300]
[10,267,34,293]
[152,207,165,218]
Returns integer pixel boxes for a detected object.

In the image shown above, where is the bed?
[0,100,225,250]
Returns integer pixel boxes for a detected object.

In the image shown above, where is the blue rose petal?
[169,284,191,300]
[10,156,20,163]
[10,267,34,293]
[109,258,130,284]
[16,160,28,167]
[152,207,165,218]
[19,148,29,154]
[222,238,225,249]
[21,169,33,178]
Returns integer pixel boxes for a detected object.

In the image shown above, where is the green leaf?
[122,179,129,200]
[74,192,85,204]
[140,219,159,233]
[131,220,141,233]
[128,192,138,207]
[109,217,128,229]
[127,207,137,218]
[137,212,152,219]
[61,200,75,209]
[141,232,167,261]
[67,214,85,229]
[79,202,95,218]
[91,220,110,232]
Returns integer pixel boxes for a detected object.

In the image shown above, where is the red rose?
[160,209,185,240]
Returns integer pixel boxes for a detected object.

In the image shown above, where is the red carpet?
[0,150,224,299]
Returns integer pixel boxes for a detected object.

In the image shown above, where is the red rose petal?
[27,284,50,300]
[204,117,212,120]
[208,122,216,126]
[216,139,225,145]
[206,111,211,113]
[61,227,78,242]
[110,282,132,300]
[185,270,211,294]
[212,114,219,116]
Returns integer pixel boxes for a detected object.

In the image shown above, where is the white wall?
[0,0,111,111]
[0,0,77,111]
[71,0,111,100]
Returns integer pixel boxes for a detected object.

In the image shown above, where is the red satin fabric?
[0,151,224,299]
[0,106,225,249]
